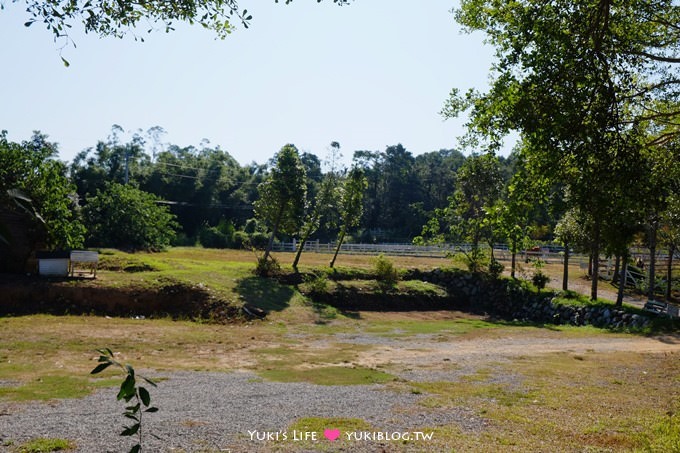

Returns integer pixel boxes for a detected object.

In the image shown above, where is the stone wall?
[401,268,652,329]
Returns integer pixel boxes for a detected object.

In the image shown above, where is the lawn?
[1,247,678,452]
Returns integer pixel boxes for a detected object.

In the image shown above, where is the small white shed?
[36,251,70,277]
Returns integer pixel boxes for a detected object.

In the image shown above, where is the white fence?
[270,241,574,263]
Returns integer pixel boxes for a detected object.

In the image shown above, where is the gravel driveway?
[0,371,483,453]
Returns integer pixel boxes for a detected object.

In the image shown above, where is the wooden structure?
[69,250,99,278]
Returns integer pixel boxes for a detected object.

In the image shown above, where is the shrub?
[171,232,196,247]
[305,273,329,294]
[488,258,504,278]
[373,254,398,288]
[232,231,250,249]
[198,226,230,248]
[255,255,280,277]
[532,271,551,290]
[250,232,270,249]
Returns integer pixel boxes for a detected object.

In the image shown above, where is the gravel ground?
[0,371,485,453]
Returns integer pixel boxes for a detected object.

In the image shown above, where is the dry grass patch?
[409,351,680,452]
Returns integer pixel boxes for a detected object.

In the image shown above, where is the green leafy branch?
[90,348,158,453]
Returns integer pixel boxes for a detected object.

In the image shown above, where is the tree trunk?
[263,229,276,262]
[329,227,346,268]
[511,245,516,279]
[648,221,658,301]
[616,254,628,307]
[613,255,620,285]
[590,223,600,301]
[292,221,315,270]
[562,242,569,291]
[666,243,675,302]
[262,209,284,262]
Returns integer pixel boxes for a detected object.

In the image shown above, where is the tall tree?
[660,194,680,302]
[292,144,342,269]
[448,153,503,272]
[330,166,366,268]
[450,0,680,299]
[0,131,85,256]
[253,144,306,261]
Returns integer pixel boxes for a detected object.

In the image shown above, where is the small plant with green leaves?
[373,254,398,289]
[305,273,329,294]
[90,348,158,453]
[488,258,504,278]
[531,259,550,290]
[254,255,281,277]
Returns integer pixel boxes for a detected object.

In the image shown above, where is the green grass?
[14,438,75,452]
[634,412,680,452]
[364,317,500,337]
[0,375,119,401]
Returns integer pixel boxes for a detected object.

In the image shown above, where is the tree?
[83,182,178,250]
[16,0,350,61]
[253,144,306,261]
[0,131,85,265]
[292,143,342,269]
[330,166,366,268]
[554,208,590,292]
[448,153,503,272]
[660,194,680,302]
[450,0,680,299]
[292,172,337,269]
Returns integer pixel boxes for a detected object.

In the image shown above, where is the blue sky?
[0,1,498,166]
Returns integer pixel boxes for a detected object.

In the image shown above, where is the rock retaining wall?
[395,268,651,329]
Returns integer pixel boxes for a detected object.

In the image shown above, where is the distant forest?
[64,126,522,246]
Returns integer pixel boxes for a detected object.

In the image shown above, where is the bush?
[488,258,504,278]
[373,254,398,288]
[250,232,270,249]
[232,231,250,249]
[198,226,230,248]
[532,271,551,290]
[305,273,329,294]
[171,232,196,247]
[255,255,280,277]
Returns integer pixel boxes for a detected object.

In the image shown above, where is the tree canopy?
[448,0,680,298]
[254,143,306,261]
[14,0,350,51]
[83,182,178,250]
[0,131,85,251]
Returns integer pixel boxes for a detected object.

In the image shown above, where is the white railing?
[270,241,575,263]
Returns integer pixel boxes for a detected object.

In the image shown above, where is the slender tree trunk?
[263,210,284,262]
[329,227,346,268]
[613,255,620,284]
[588,255,593,277]
[591,223,600,301]
[665,243,675,302]
[562,241,569,292]
[616,253,628,307]
[511,239,517,279]
[263,229,277,262]
[648,221,658,301]
[292,221,315,270]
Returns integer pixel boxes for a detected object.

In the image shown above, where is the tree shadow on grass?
[235,276,295,312]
